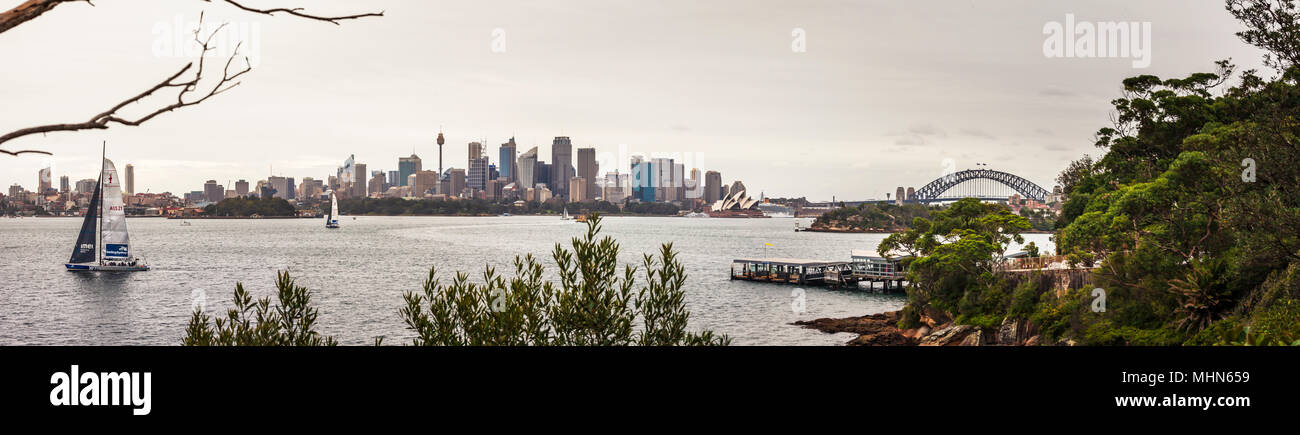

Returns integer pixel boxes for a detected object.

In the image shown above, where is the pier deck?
[730,258,857,287]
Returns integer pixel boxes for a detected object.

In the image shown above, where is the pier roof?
[732,258,849,268]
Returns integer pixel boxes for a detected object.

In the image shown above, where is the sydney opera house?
[709,181,762,217]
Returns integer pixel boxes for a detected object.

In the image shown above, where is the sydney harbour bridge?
[851,168,1054,205]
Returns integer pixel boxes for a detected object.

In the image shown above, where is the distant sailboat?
[561,207,571,220]
[65,142,149,272]
[325,190,340,229]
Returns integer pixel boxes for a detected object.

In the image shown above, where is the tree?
[0,0,381,156]
[399,214,730,346]
[878,198,1030,327]
[184,270,337,346]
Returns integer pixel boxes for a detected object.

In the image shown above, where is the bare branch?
[1,0,380,35]
[0,12,251,154]
[0,0,92,35]
[210,0,384,24]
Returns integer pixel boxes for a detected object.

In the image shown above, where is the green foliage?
[1030,1,1300,345]
[205,196,297,217]
[183,271,338,346]
[879,198,1030,323]
[812,203,933,231]
[399,214,729,346]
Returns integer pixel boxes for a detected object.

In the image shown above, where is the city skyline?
[0,0,1268,199]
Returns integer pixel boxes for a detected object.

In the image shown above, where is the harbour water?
[0,216,1053,345]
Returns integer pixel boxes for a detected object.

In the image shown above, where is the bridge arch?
[913,169,1050,202]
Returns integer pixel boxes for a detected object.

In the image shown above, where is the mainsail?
[68,175,101,264]
[100,159,130,260]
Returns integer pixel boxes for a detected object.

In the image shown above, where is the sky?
[0,0,1268,200]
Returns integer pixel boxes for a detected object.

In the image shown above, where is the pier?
[730,258,857,287]
[730,251,910,292]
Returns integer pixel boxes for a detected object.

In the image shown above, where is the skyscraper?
[568,177,586,203]
[124,164,134,196]
[468,156,489,192]
[37,167,51,194]
[235,179,249,196]
[704,171,722,204]
[631,156,655,203]
[517,146,538,188]
[388,170,400,187]
[353,162,367,197]
[59,175,70,193]
[398,155,421,187]
[203,180,224,203]
[447,168,466,197]
[468,141,482,165]
[575,147,598,201]
[414,170,439,197]
[550,136,572,199]
[499,138,517,183]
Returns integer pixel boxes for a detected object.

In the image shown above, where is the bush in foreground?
[399,214,730,346]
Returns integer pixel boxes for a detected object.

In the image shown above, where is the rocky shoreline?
[794,308,1057,346]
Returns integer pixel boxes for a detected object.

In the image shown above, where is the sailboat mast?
[97,140,105,264]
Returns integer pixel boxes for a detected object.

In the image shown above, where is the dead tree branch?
[0,12,250,153]
[206,0,384,24]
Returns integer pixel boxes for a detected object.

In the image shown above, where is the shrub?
[398,214,730,346]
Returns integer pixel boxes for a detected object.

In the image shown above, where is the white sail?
[330,192,339,221]
[101,158,130,260]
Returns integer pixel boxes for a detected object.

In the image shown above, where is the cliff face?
[794,309,1057,346]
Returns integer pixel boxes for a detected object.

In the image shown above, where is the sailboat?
[561,207,571,220]
[325,190,340,229]
[65,142,149,272]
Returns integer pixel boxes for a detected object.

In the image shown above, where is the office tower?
[37,167,51,194]
[536,163,551,190]
[59,175,70,193]
[517,146,538,188]
[353,163,367,197]
[631,156,655,203]
[368,172,385,196]
[436,131,445,175]
[398,155,421,187]
[468,141,483,165]
[603,172,627,203]
[124,164,134,196]
[447,168,466,197]
[388,170,399,187]
[203,180,224,203]
[704,171,722,204]
[485,179,502,200]
[673,163,685,202]
[235,179,249,196]
[568,177,586,203]
[414,170,439,197]
[550,136,572,199]
[649,158,675,202]
[468,156,489,192]
[575,147,598,201]
[267,176,291,200]
[499,138,517,183]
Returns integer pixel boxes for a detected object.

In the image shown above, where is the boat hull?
[65,263,150,272]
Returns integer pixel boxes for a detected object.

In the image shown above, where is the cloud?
[959,128,996,140]
[1040,87,1076,97]
[889,124,947,147]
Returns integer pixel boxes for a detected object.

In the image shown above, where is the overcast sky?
[0,0,1266,200]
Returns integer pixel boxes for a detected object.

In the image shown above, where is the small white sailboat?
[65,142,149,272]
[325,190,340,229]
[561,207,571,220]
